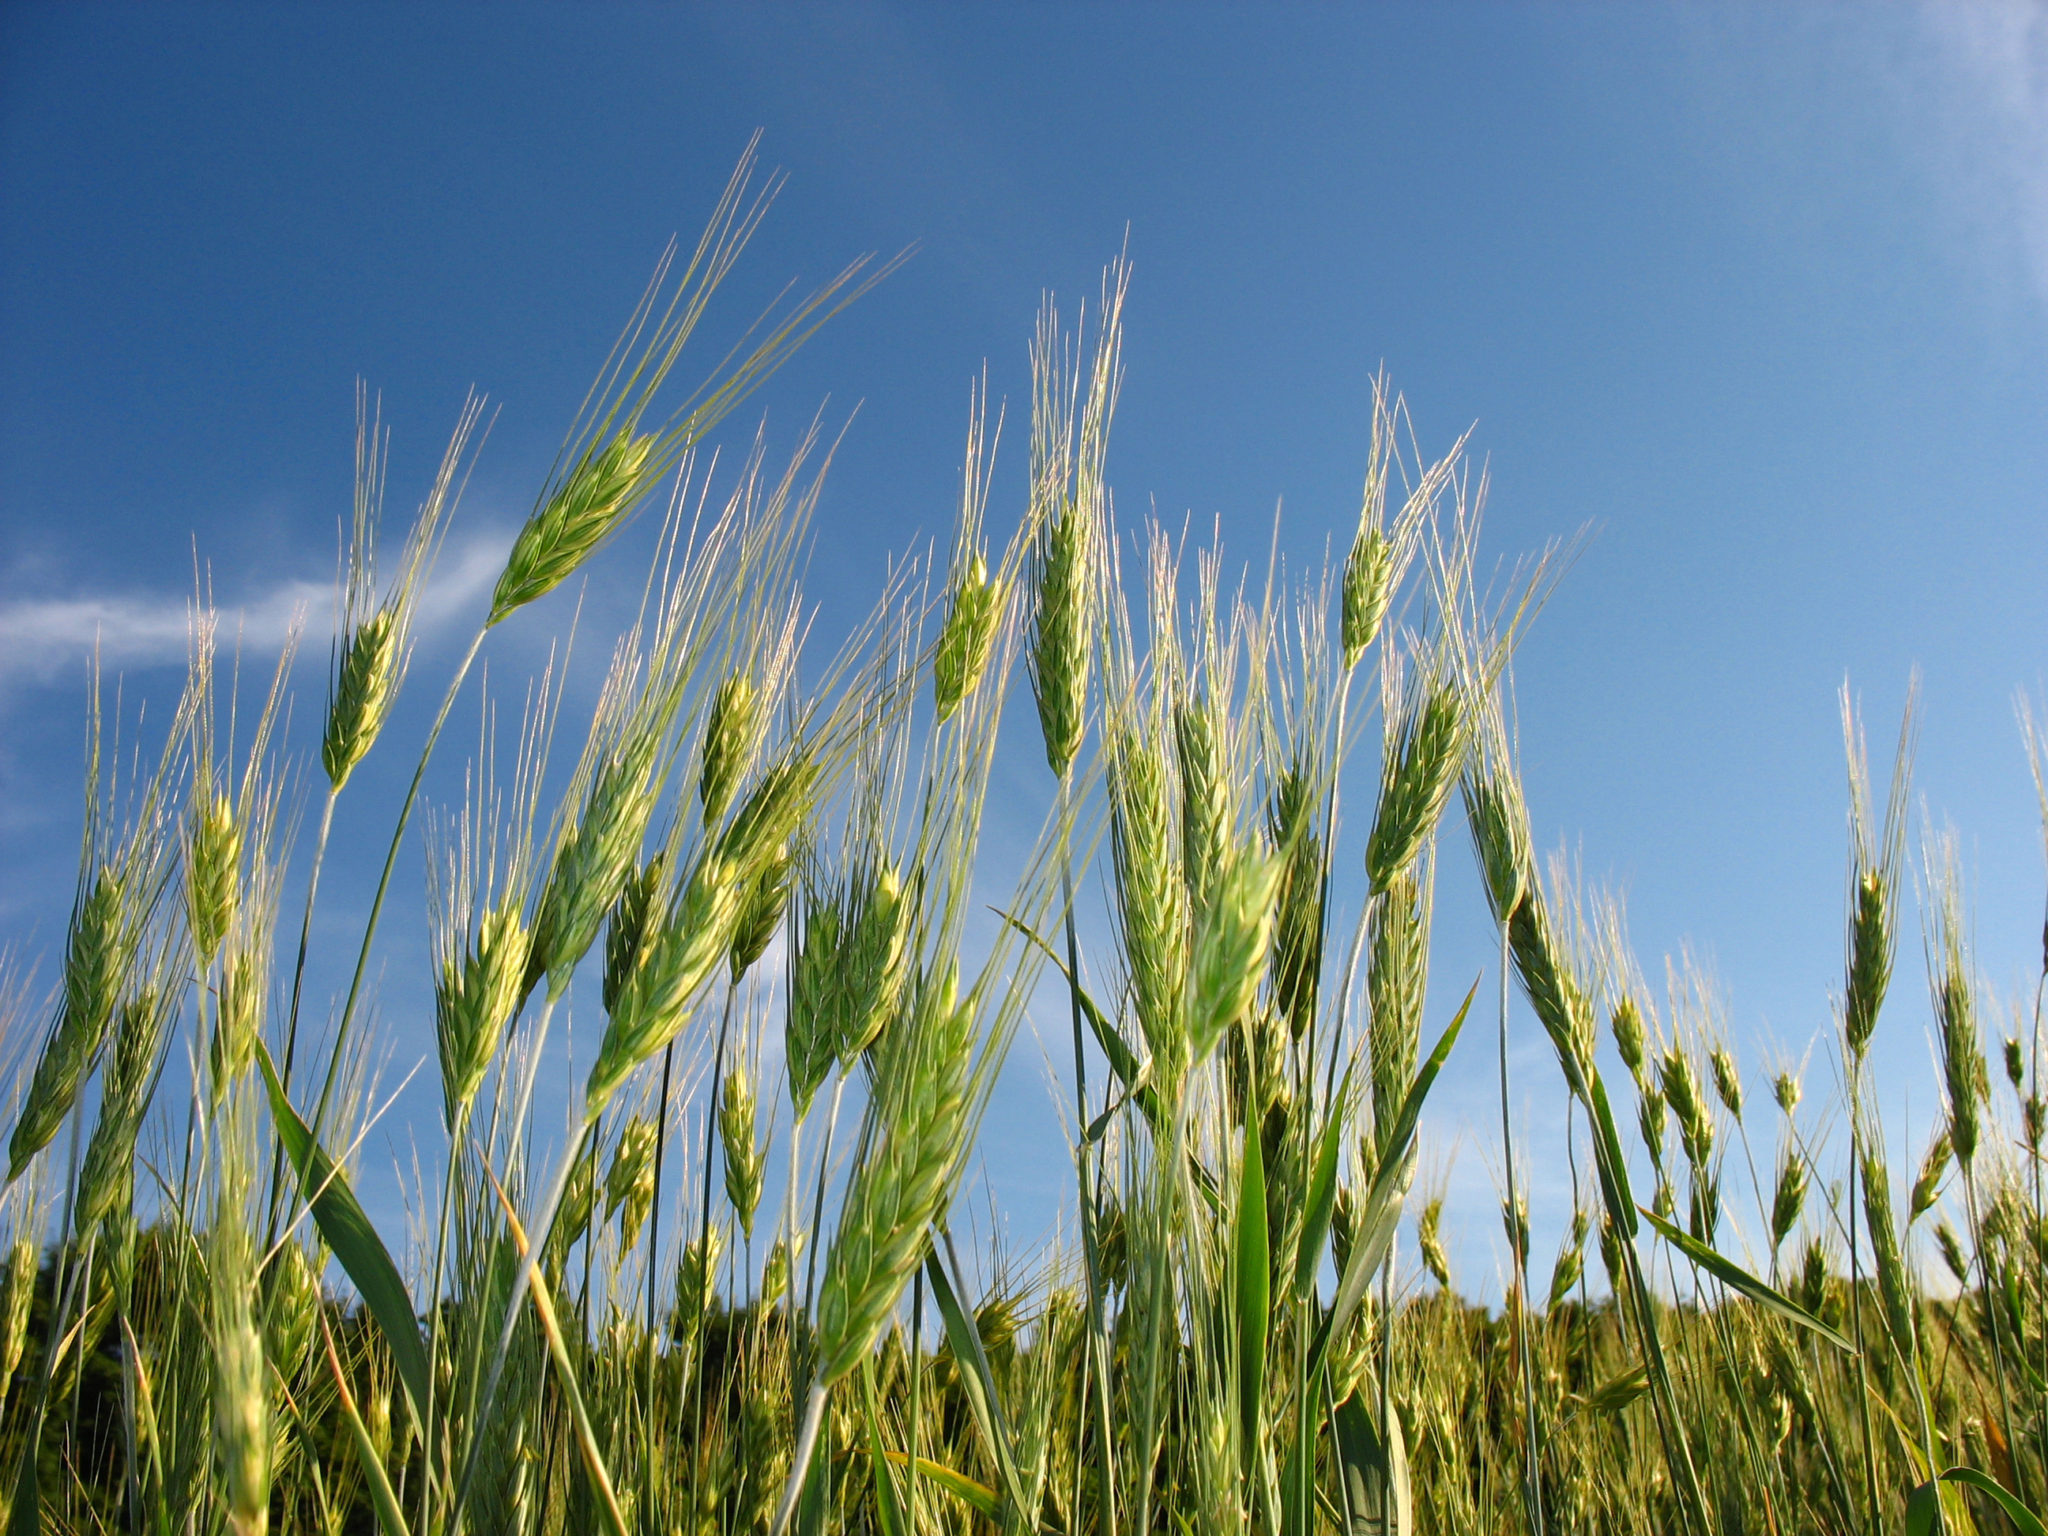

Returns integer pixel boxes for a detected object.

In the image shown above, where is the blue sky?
[3,3,2046,1295]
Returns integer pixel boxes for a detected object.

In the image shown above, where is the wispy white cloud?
[0,532,509,689]
[1916,2,2048,310]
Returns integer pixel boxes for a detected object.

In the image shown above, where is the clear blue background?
[3,2,2045,1296]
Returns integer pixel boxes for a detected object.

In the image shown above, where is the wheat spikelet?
[605,1115,658,1246]
[787,888,844,1121]
[11,864,126,1179]
[435,900,530,1125]
[1771,1150,1808,1255]
[935,554,1004,724]
[721,1064,765,1239]
[534,726,664,1001]
[1925,830,1987,1169]
[1031,499,1092,778]
[187,789,241,965]
[77,984,173,1228]
[1418,1197,1452,1288]
[1186,844,1283,1069]
[260,1239,320,1384]
[1708,1044,1743,1122]
[1366,675,1462,896]
[0,1240,33,1402]
[699,672,758,827]
[814,973,973,1384]
[586,854,738,1117]
[1909,1128,1951,1223]
[493,427,658,624]
[602,855,665,1018]
[1859,1140,1918,1365]
[322,608,398,791]
[837,859,911,1064]
[1368,863,1429,1155]
[1176,691,1229,915]
[211,1147,271,1536]
[728,841,791,980]
[1110,721,1187,1075]
[1268,759,1324,1042]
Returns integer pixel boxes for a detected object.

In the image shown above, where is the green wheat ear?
[934,555,1003,723]
[11,863,126,1181]
[585,852,738,1118]
[1186,843,1283,1070]
[720,1063,765,1239]
[493,427,657,625]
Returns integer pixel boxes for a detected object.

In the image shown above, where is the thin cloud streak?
[0,532,510,689]
[1918,1,2048,311]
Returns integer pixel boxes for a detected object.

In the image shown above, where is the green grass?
[3,157,2046,1536]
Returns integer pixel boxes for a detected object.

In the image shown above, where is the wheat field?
[1,149,2044,1536]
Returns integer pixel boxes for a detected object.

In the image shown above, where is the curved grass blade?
[996,907,1159,1127]
[1236,1115,1271,1456]
[862,1366,910,1536]
[1911,1467,2048,1536]
[484,1167,629,1536]
[923,1244,1033,1521]
[257,1041,431,1425]
[878,1451,1005,1524]
[1639,1206,1855,1353]
[1326,983,1474,1349]
[319,1312,412,1536]
[1293,1069,1352,1298]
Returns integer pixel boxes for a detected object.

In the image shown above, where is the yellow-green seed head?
[700,673,757,827]
[1268,765,1324,1042]
[1417,1198,1451,1288]
[606,1116,659,1248]
[1910,1129,1951,1223]
[0,1240,33,1397]
[1111,726,1187,1076]
[1186,846,1284,1069]
[322,608,397,790]
[1341,525,1393,671]
[1175,695,1228,915]
[1771,1151,1808,1253]
[586,855,737,1118]
[211,951,262,1094]
[1773,1070,1801,1116]
[211,1225,272,1536]
[934,556,1003,723]
[760,1238,794,1311]
[1368,869,1427,1152]
[436,901,529,1124]
[1030,501,1090,778]
[537,731,662,999]
[2005,1035,2026,1090]
[1464,768,1531,925]
[788,898,844,1121]
[837,861,911,1065]
[491,427,656,625]
[1936,1221,1969,1286]
[673,1229,725,1341]
[1709,1045,1743,1121]
[729,842,792,981]
[1367,684,1462,895]
[1611,998,1647,1081]
[1844,867,1889,1061]
[1938,968,1985,1168]
[602,856,666,1018]
[720,1068,764,1239]
[188,790,241,964]
[13,865,127,1180]
[261,1240,321,1383]
[814,979,976,1384]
